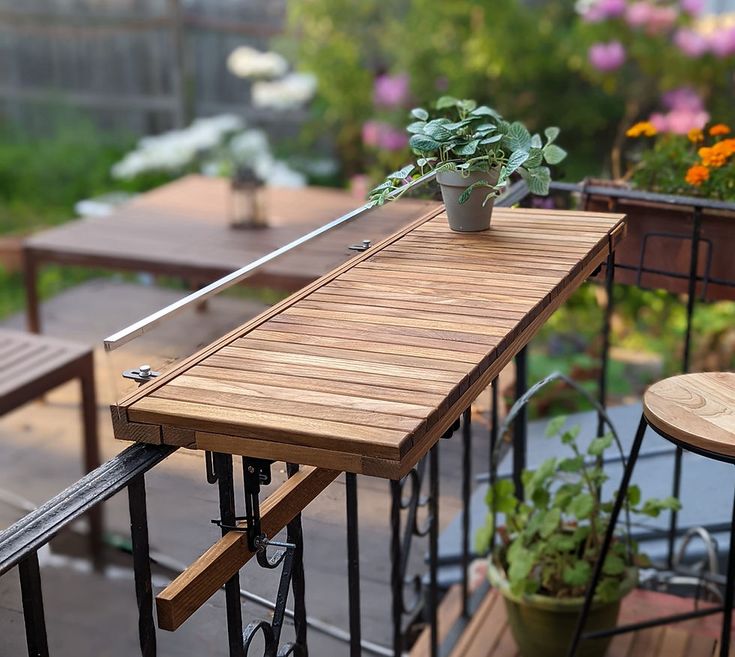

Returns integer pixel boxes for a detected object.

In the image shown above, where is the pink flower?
[583,0,627,22]
[588,41,626,71]
[373,74,410,108]
[665,108,710,134]
[709,27,735,58]
[662,86,704,111]
[362,121,408,151]
[362,120,381,148]
[674,28,709,57]
[680,0,704,15]
[626,2,678,32]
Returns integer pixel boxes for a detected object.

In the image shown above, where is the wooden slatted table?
[112,205,626,479]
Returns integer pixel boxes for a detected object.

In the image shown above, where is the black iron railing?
[1,180,733,657]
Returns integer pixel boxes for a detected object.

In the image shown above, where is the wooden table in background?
[23,175,434,333]
[112,205,626,479]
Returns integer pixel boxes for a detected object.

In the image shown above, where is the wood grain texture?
[114,207,626,476]
[643,372,735,458]
[409,588,719,657]
[156,466,338,631]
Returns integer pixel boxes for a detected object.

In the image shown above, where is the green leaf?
[588,434,613,457]
[416,157,437,167]
[458,99,478,113]
[603,554,626,576]
[409,134,440,153]
[508,545,535,583]
[540,507,561,538]
[525,148,543,168]
[422,121,453,142]
[474,514,494,554]
[505,150,530,176]
[627,485,641,506]
[569,493,594,519]
[563,561,591,587]
[453,139,480,156]
[596,577,620,603]
[411,107,429,121]
[487,479,516,514]
[406,121,426,134]
[545,415,568,438]
[520,166,551,195]
[435,96,459,110]
[558,456,584,472]
[458,179,494,204]
[480,134,503,145]
[434,161,457,173]
[543,143,568,165]
[545,126,560,144]
[472,105,503,120]
[506,122,532,152]
[560,425,581,444]
[548,533,577,552]
[530,134,543,149]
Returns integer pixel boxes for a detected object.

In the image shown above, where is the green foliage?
[367,97,565,206]
[480,419,681,601]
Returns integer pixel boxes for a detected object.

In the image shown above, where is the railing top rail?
[0,443,176,575]
[552,181,735,213]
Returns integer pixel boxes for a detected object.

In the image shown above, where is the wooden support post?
[155,466,339,631]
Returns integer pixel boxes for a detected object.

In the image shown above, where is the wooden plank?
[410,585,463,657]
[155,466,339,631]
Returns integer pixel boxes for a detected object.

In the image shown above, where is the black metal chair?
[568,371,735,657]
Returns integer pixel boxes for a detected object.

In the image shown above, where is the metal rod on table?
[597,251,615,438]
[128,474,157,657]
[214,452,245,657]
[103,171,438,351]
[345,472,362,657]
[512,347,528,499]
[461,408,472,618]
[18,550,49,657]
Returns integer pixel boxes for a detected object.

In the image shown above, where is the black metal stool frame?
[567,414,735,657]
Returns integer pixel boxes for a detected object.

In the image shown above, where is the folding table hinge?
[122,364,160,385]
[348,239,372,252]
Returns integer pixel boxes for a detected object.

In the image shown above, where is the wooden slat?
[156,466,338,631]
[114,207,626,476]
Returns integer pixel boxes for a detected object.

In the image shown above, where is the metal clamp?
[122,364,160,385]
[348,239,371,252]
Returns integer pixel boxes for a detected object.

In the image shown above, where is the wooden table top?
[25,175,435,290]
[112,205,626,478]
[644,372,735,459]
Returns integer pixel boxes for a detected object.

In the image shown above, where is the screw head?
[247,465,256,474]
[139,364,151,377]
[362,239,371,248]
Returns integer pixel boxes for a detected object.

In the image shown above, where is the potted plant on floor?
[367,96,567,232]
[476,416,680,657]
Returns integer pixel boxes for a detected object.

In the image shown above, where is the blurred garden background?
[1,0,735,414]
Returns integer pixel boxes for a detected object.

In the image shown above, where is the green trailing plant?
[367,96,567,207]
[477,416,680,602]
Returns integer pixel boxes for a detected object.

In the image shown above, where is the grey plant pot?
[436,168,500,232]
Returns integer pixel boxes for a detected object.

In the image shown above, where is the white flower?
[111,114,244,179]
[252,73,317,111]
[257,159,306,188]
[227,46,289,80]
[229,129,271,166]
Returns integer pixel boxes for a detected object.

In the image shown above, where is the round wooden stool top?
[643,372,735,459]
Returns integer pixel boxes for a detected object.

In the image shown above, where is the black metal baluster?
[389,479,403,657]
[513,347,528,498]
[287,463,308,657]
[18,551,49,657]
[214,452,245,657]
[489,378,499,554]
[345,472,362,657]
[597,250,615,438]
[461,408,472,618]
[428,444,440,657]
[128,474,156,657]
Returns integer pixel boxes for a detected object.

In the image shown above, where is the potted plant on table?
[476,416,680,657]
[367,96,567,232]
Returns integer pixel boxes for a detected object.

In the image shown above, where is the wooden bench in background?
[0,329,102,564]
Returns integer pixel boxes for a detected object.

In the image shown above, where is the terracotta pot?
[436,169,499,232]
[584,184,735,301]
[488,563,638,657]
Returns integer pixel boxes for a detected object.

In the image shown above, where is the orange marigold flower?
[699,144,729,168]
[626,121,657,138]
[709,123,731,137]
[685,165,710,186]
[687,128,704,143]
